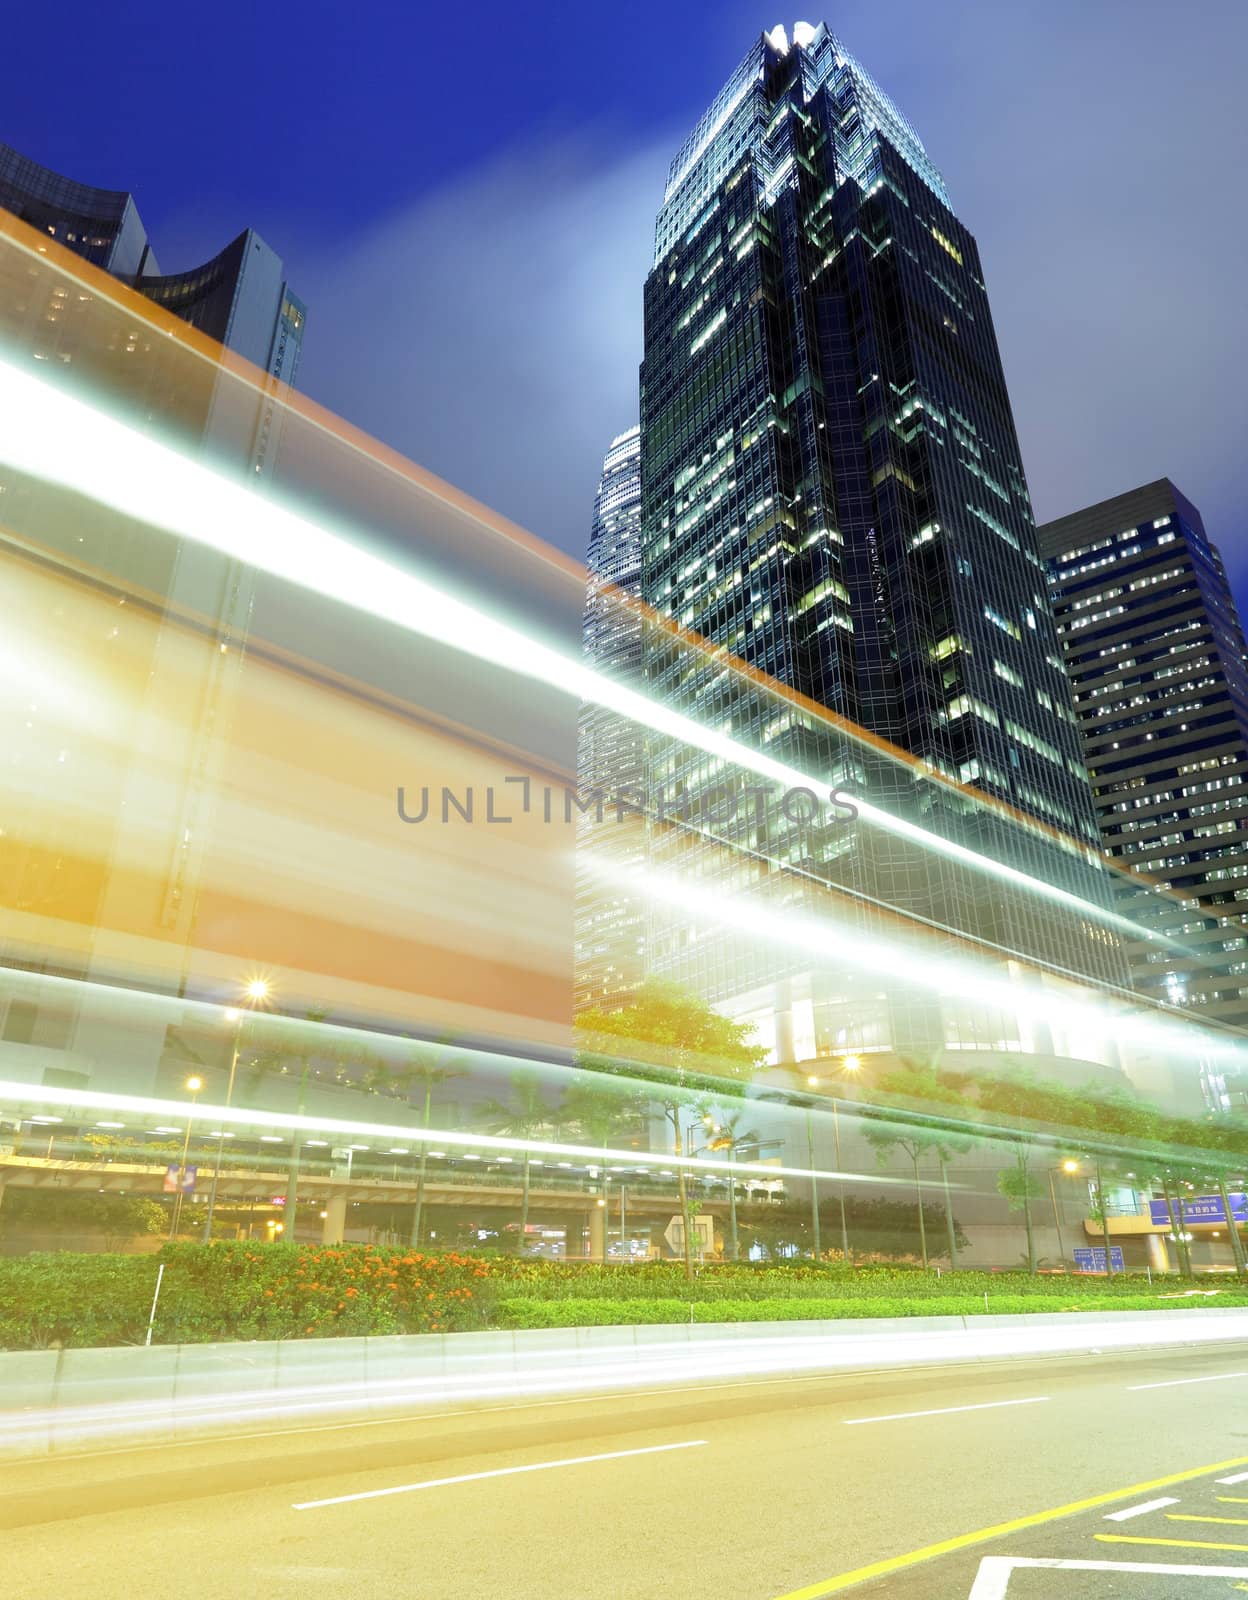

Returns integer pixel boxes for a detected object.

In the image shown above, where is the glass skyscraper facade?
[1041,480,1248,1037]
[0,142,305,392]
[575,427,647,1010]
[636,21,1127,1057]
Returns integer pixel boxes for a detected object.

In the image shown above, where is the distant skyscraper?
[1041,480,1248,1035]
[0,142,305,388]
[635,21,1126,1057]
[575,427,647,1010]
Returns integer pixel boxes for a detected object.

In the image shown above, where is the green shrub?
[2,1245,1245,1350]
[494,1291,1248,1328]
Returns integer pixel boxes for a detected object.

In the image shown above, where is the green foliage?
[494,1291,1248,1328]
[3,1245,1245,1351]
[0,1190,166,1240]
[0,1254,159,1348]
[575,980,767,1101]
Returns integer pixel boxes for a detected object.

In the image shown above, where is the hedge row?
[2,1244,1244,1350]
[493,1292,1248,1327]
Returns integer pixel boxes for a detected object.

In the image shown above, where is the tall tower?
[0,143,305,389]
[636,22,1127,1056]
[575,427,647,1010]
[1041,480,1248,1039]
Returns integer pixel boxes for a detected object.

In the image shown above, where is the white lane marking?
[291,1438,707,1510]
[969,1554,1248,1596]
[1128,1371,1248,1391]
[844,1396,1049,1427]
[1219,1470,1248,1485]
[1103,1496,1180,1521]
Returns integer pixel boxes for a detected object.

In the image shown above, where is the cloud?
[293,132,673,563]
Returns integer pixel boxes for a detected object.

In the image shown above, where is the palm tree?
[479,1073,560,1253]
[574,981,766,1279]
[703,1107,768,1261]
[562,1078,648,1260]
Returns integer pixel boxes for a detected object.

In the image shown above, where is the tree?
[478,1072,561,1253]
[703,1106,770,1261]
[862,1117,967,1269]
[575,981,767,1279]
[868,1056,980,1268]
[996,1154,1045,1274]
[404,1044,468,1247]
[859,1055,980,1270]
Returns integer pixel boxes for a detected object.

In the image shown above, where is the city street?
[4,1341,1248,1598]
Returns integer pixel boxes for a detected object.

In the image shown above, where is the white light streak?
[0,358,1170,958]
[0,1078,883,1188]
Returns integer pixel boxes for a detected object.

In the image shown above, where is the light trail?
[9,1314,1248,1460]
[0,355,1171,954]
[0,1078,901,1189]
[590,856,1248,1070]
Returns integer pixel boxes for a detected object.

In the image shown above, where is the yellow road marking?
[1220,1497,1248,1504]
[1166,1514,1248,1525]
[1098,1535,1248,1553]
[767,1455,1248,1600]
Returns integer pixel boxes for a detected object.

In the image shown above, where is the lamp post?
[1048,1158,1078,1271]
[805,1055,860,1262]
[202,978,270,1243]
[168,1075,203,1239]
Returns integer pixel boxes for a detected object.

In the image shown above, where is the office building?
[634,21,1128,1061]
[1041,480,1248,1039]
[575,427,647,1010]
[0,142,305,388]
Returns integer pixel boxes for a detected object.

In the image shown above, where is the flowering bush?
[155,1241,496,1341]
[2,1245,1240,1350]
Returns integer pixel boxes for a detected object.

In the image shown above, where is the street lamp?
[168,1075,203,1239]
[202,978,271,1242]
[805,1054,860,1262]
[1047,1158,1078,1270]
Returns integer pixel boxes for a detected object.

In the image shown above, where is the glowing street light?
[203,979,274,1241]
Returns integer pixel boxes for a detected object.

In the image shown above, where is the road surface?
[5,1341,1248,1597]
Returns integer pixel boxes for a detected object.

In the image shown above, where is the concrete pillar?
[321,1193,347,1245]
[563,1214,587,1259]
[1146,1231,1171,1275]
[589,1202,606,1262]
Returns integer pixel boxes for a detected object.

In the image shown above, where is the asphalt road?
[5,1342,1248,1598]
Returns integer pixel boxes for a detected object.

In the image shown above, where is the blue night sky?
[8,0,1247,595]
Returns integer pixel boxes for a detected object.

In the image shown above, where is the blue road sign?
[1072,1246,1125,1272]
[1148,1193,1247,1227]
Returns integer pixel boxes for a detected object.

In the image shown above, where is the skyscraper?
[636,21,1127,1057]
[0,142,305,387]
[1040,480,1248,1036]
[575,427,647,1010]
